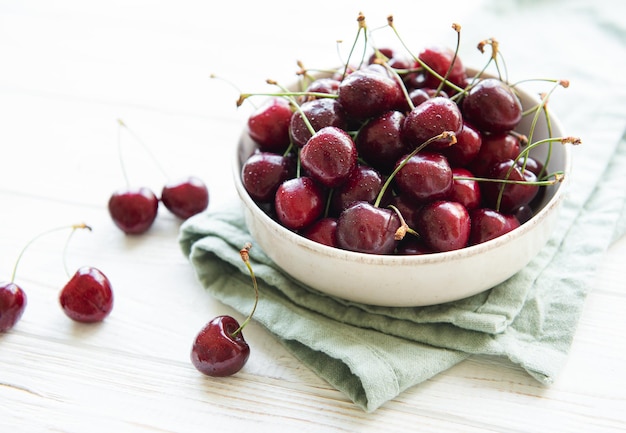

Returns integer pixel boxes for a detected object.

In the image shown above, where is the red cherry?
[301,217,338,247]
[418,45,467,90]
[482,159,540,213]
[289,98,348,148]
[241,152,295,203]
[191,243,258,377]
[468,132,521,177]
[59,266,114,323]
[440,122,482,168]
[0,282,27,332]
[274,177,325,230]
[247,97,293,153]
[469,208,520,245]
[416,201,471,252]
[337,69,404,121]
[336,202,401,255]
[355,110,408,174]
[300,126,357,188]
[401,96,463,150]
[330,164,383,215]
[462,78,522,133]
[191,315,250,377]
[449,167,481,211]
[394,151,453,203]
[161,176,209,219]
[108,187,159,234]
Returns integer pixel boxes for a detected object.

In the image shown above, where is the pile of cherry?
[241,40,570,256]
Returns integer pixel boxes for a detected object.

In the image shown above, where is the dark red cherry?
[440,122,482,167]
[336,202,401,255]
[449,167,481,211]
[337,69,404,121]
[462,78,522,133]
[401,96,463,150]
[247,97,292,153]
[108,187,159,234]
[59,266,113,323]
[161,176,209,219]
[300,126,357,188]
[482,159,540,213]
[418,45,467,90]
[274,177,325,230]
[416,201,471,252]
[241,152,295,202]
[468,132,521,177]
[301,217,338,247]
[289,98,348,148]
[355,110,408,174]
[394,151,453,203]
[0,282,27,332]
[302,77,341,99]
[330,164,383,215]
[191,315,250,377]
[395,236,432,255]
[469,208,520,245]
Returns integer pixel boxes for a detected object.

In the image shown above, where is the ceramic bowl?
[233,74,571,307]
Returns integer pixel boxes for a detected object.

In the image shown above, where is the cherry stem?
[231,243,259,338]
[374,131,457,207]
[387,16,465,94]
[388,205,419,240]
[434,23,462,96]
[117,119,170,185]
[9,223,92,284]
[340,12,368,80]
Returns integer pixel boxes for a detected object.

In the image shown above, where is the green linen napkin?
[179,131,626,412]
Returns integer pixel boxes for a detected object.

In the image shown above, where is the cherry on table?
[191,243,258,377]
[59,266,114,323]
[0,282,27,332]
[161,176,209,219]
[108,187,159,234]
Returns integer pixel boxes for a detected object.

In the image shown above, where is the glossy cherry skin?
[462,78,522,133]
[161,176,209,219]
[401,96,463,150]
[300,126,357,188]
[440,122,482,168]
[330,164,383,215]
[337,69,404,121]
[191,315,250,377]
[355,110,408,174]
[468,132,521,177]
[336,202,401,255]
[301,217,338,248]
[59,267,113,323]
[394,151,453,203]
[241,152,295,203]
[449,167,481,211]
[416,201,471,252]
[247,97,292,153]
[482,159,540,213]
[289,98,348,148]
[0,282,27,332]
[108,187,159,234]
[418,45,467,91]
[469,208,520,245]
[274,177,325,230]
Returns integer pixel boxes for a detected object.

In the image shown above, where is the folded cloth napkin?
[179,130,626,412]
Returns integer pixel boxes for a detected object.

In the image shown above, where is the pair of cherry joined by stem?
[0,223,113,332]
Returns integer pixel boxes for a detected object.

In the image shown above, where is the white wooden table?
[2,1,625,432]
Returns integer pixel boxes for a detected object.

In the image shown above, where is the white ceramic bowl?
[233,75,571,307]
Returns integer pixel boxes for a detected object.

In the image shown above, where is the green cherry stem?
[374,131,457,208]
[231,243,259,338]
[116,119,170,185]
[9,223,92,284]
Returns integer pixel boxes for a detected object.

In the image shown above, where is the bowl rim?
[233,71,572,266]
